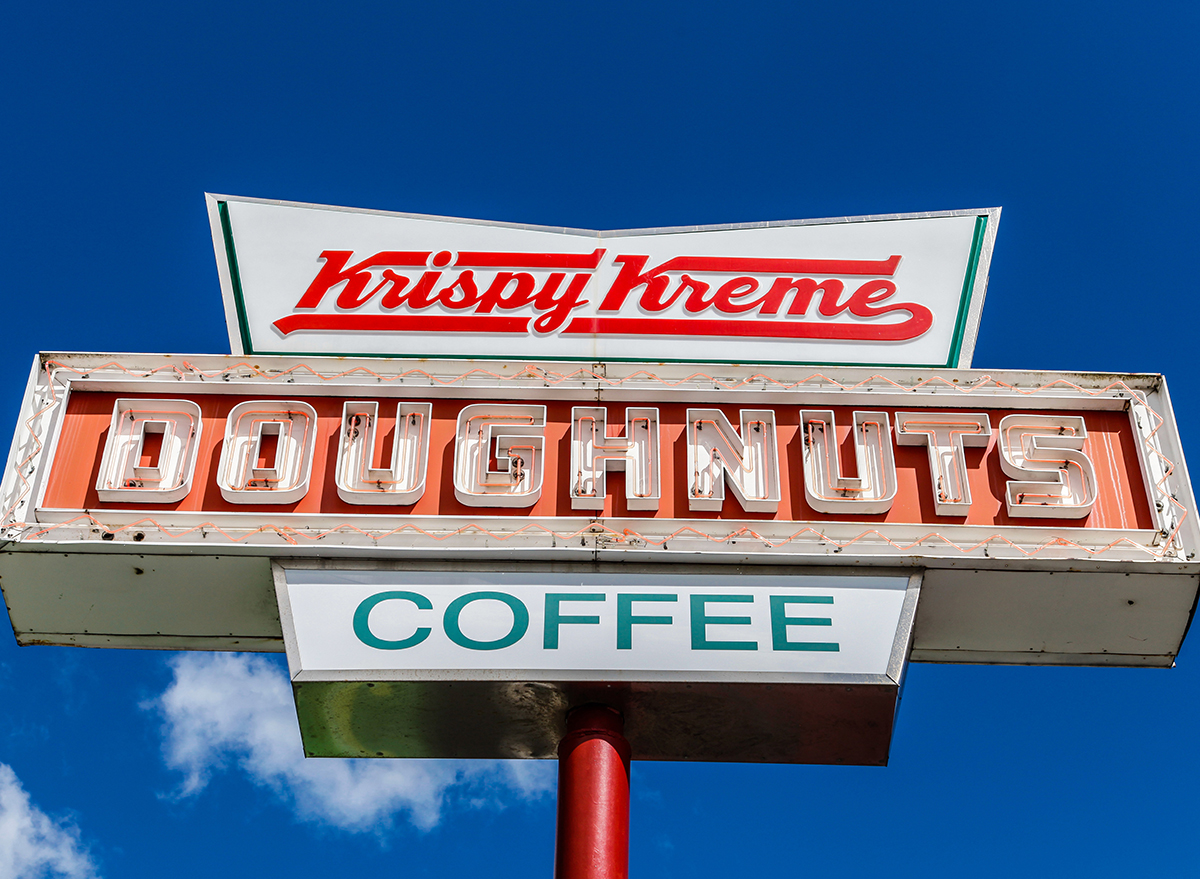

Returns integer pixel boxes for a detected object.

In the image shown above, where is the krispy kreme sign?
[208,197,999,367]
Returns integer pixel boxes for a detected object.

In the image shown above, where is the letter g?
[353,591,433,649]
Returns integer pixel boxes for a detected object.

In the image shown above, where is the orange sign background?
[42,391,1152,529]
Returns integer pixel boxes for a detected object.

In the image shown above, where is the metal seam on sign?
[947,216,987,368]
[17,514,1183,560]
[26,357,1173,396]
[217,202,255,356]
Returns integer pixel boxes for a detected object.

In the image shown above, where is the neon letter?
[452,404,546,507]
[217,400,317,504]
[800,410,897,514]
[336,401,432,505]
[895,412,992,516]
[570,406,660,511]
[686,408,781,512]
[998,414,1097,518]
[95,398,202,503]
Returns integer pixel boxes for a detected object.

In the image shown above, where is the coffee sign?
[275,565,921,764]
[279,570,913,679]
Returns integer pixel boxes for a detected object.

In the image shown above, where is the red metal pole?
[554,704,631,879]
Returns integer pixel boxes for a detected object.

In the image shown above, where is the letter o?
[353,591,433,650]
[443,591,529,650]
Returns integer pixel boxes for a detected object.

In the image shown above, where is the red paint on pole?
[555,704,631,879]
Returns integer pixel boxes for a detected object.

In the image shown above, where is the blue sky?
[3,2,1199,876]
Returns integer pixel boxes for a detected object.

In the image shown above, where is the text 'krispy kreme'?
[271,249,932,342]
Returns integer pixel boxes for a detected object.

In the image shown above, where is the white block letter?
[95,398,202,503]
[800,410,897,514]
[217,400,317,504]
[570,406,660,510]
[336,401,432,505]
[998,414,1096,518]
[686,409,780,512]
[453,404,546,507]
[895,412,991,516]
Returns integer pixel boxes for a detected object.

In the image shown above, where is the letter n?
[686,409,780,512]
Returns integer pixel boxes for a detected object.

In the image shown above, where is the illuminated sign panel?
[276,566,921,763]
[208,196,999,367]
[2,354,1195,675]
[39,393,1154,534]
[4,354,1187,566]
[279,570,912,678]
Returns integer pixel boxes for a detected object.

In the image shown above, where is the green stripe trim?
[946,215,988,368]
[218,201,255,355]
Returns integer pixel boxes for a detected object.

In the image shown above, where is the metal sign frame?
[8,353,1193,566]
[2,353,1195,669]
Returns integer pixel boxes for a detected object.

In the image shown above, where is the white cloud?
[152,654,554,833]
[0,764,98,879]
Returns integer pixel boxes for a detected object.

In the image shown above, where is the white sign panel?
[277,569,913,681]
[209,196,999,368]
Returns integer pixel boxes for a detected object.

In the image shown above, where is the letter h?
[570,406,660,510]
